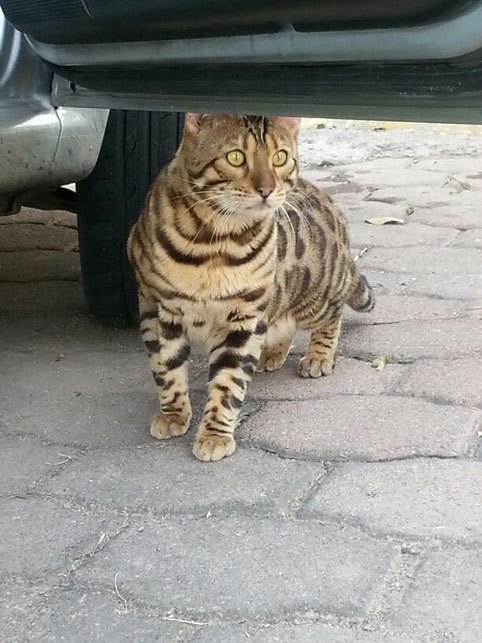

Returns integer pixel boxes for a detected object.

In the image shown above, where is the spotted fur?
[128,113,374,461]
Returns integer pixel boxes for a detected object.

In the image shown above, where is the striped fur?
[128,113,374,461]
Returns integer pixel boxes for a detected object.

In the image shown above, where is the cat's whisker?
[288,201,312,238]
[178,176,207,189]
[209,213,228,254]
[186,208,220,248]
[172,188,225,202]
[284,197,313,239]
[278,204,296,243]
[210,199,240,254]
[186,195,236,249]
[182,198,218,214]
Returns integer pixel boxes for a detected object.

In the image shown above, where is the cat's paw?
[299,355,334,378]
[256,349,288,373]
[192,433,236,462]
[150,411,190,439]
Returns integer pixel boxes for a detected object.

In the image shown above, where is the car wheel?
[76,109,183,325]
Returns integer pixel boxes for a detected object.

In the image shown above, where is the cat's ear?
[184,112,235,136]
[185,112,226,136]
[275,116,301,134]
[184,113,212,136]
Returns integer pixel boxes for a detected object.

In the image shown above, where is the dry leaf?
[365,217,404,226]
[372,356,387,371]
[454,181,470,193]
[405,206,415,215]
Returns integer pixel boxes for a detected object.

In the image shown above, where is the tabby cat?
[127,113,374,462]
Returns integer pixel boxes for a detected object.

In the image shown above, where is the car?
[1,0,481,324]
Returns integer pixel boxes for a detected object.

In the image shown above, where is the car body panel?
[0,0,475,44]
[0,9,108,212]
[1,0,479,123]
[23,3,482,66]
[50,59,482,125]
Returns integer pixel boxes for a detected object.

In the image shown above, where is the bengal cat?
[127,113,374,462]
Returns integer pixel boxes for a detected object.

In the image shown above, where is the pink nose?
[257,186,273,200]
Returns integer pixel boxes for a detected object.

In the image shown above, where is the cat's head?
[180,113,300,218]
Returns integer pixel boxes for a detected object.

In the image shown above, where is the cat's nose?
[257,185,274,200]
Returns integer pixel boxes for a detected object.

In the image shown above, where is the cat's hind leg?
[257,316,296,373]
[299,310,342,378]
[139,296,192,439]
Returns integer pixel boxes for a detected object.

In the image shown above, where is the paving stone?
[0,223,78,251]
[0,435,77,495]
[0,386,214,448]
[0,282,86,315]
[462,298,482,313]
[0,350,154,400]
[357,269,427,297]
[192,623,411,643]
[414,157,482,175]
[1,147,482,638]
[342,165,447,190]
[0,345,207,411]
[346,156,481,175]
[253,356,404,399]
[191,355,404,399]
[339,158,416,171]
[358,268,482,302]
[399,358,482,407]
[0,582,190,643]
[344,268,482,301]
[452,229,482,248]
[75,516,394,619]
[0,207,77,228]
[408,204,481,230]
[0,250,80,282]
[363,185,477,209]
[0,582,39,642]
[302,460,482,542]
[335,188,389,204]
[300,126,481,163]
[302,167,361,189]
[1,388,154,447]
[344,294,465,325]
[343,200,409,225]
[41,445,322,517]
[347,222,457,249]
[0,498,113,578]
[362,247,482,276]
[401,273,482,300]
[339,318,482,361]
[30,589,190,643]
[0,351,228,449]
[0,314,140,353]
[390,548,482,643]
[240,396,480,461]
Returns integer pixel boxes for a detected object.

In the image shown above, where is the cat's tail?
[347,263,375,312]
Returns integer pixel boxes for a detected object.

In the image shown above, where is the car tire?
[76,109,183,325]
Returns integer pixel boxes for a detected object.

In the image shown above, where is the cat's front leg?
[193,320,267,462]
[139,297,192,439]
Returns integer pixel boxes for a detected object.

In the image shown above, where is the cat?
[127,113,374,462]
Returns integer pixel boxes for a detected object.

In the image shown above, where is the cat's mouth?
[242,195,280,213]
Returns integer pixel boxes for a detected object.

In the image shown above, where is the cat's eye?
[273,150,288,167]
[226,150,245,167]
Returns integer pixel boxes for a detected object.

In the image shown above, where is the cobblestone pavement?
[1,130,481,642]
